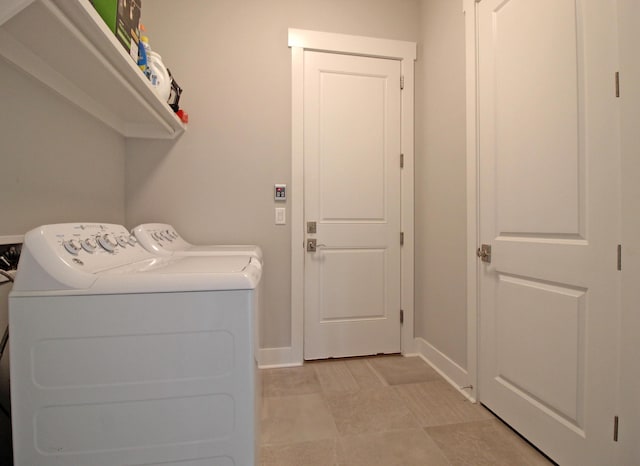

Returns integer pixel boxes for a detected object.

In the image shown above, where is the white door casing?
[303,51,401,359]
[476,1,620,465]
[276,29,416,367]
[618,0,640,463]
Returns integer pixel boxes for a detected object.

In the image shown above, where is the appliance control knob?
[81,238,97,253]
[127,235,137,246]
[63,239,81,256]
[116,236,128,247]
[162,230,173,241]
[152,232,162,241]
[97,234,117,252]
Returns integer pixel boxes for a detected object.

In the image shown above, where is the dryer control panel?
[132,223,190,254]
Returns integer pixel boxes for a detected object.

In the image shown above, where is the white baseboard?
[258,339,475,400]
[414,337,476,402]
[258,346,302,369]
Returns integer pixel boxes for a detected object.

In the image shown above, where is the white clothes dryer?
[9,223,261,466]
[132,223,263,262]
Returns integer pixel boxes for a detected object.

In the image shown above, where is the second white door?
[477,0,620,464]
[303,51,402,360]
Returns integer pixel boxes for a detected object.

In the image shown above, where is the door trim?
[462,0,479,402]
[288,28,416,365]
[619,1,640,462]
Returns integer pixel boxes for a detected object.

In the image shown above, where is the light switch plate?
[275,207,286,225]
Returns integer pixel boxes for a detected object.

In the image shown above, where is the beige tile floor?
[260,355,555,466]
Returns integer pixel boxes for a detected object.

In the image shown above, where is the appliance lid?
[11,223,262,295]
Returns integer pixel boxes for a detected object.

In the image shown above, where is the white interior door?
[303,51,401,360]
[477,1,620,464]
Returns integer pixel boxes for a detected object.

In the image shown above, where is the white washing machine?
[9,223,261,466]
[132,223,263,262]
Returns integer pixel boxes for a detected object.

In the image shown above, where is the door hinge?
[614,415,619,442]
[400,232,404,246]
[615,72,620,98]
[400,75,405,90]
[618,244,622,271]
[400,309,404,324]
[400,153,404,168]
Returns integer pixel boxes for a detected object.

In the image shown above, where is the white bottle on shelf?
[147,51,171,103]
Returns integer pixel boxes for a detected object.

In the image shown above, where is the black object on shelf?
[167,68,182,112]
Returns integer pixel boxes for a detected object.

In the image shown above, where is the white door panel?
[495,275,585,424]
[493,0,582,235]
[478,0,619,464]
[318,249,386,320]
[319,72,386,221]
[303,51,401,360]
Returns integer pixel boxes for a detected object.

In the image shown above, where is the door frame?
[288,28,416,365]
[462,0,479,401]
[618,1,640,462]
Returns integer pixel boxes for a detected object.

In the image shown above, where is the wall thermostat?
[274,184,286,201]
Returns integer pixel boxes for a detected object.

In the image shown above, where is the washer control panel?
[33,223,153,273]
[60,230,135,256]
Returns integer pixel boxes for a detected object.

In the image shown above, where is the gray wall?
[126,0,423,349]
[414,0,467,367]
[0,60,126,235]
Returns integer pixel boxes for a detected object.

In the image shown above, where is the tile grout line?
[368,360,473,466]
[363,359,391,387]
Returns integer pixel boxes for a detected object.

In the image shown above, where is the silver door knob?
[306,239,326,252]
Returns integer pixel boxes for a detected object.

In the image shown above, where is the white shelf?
[0,0,185,139]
